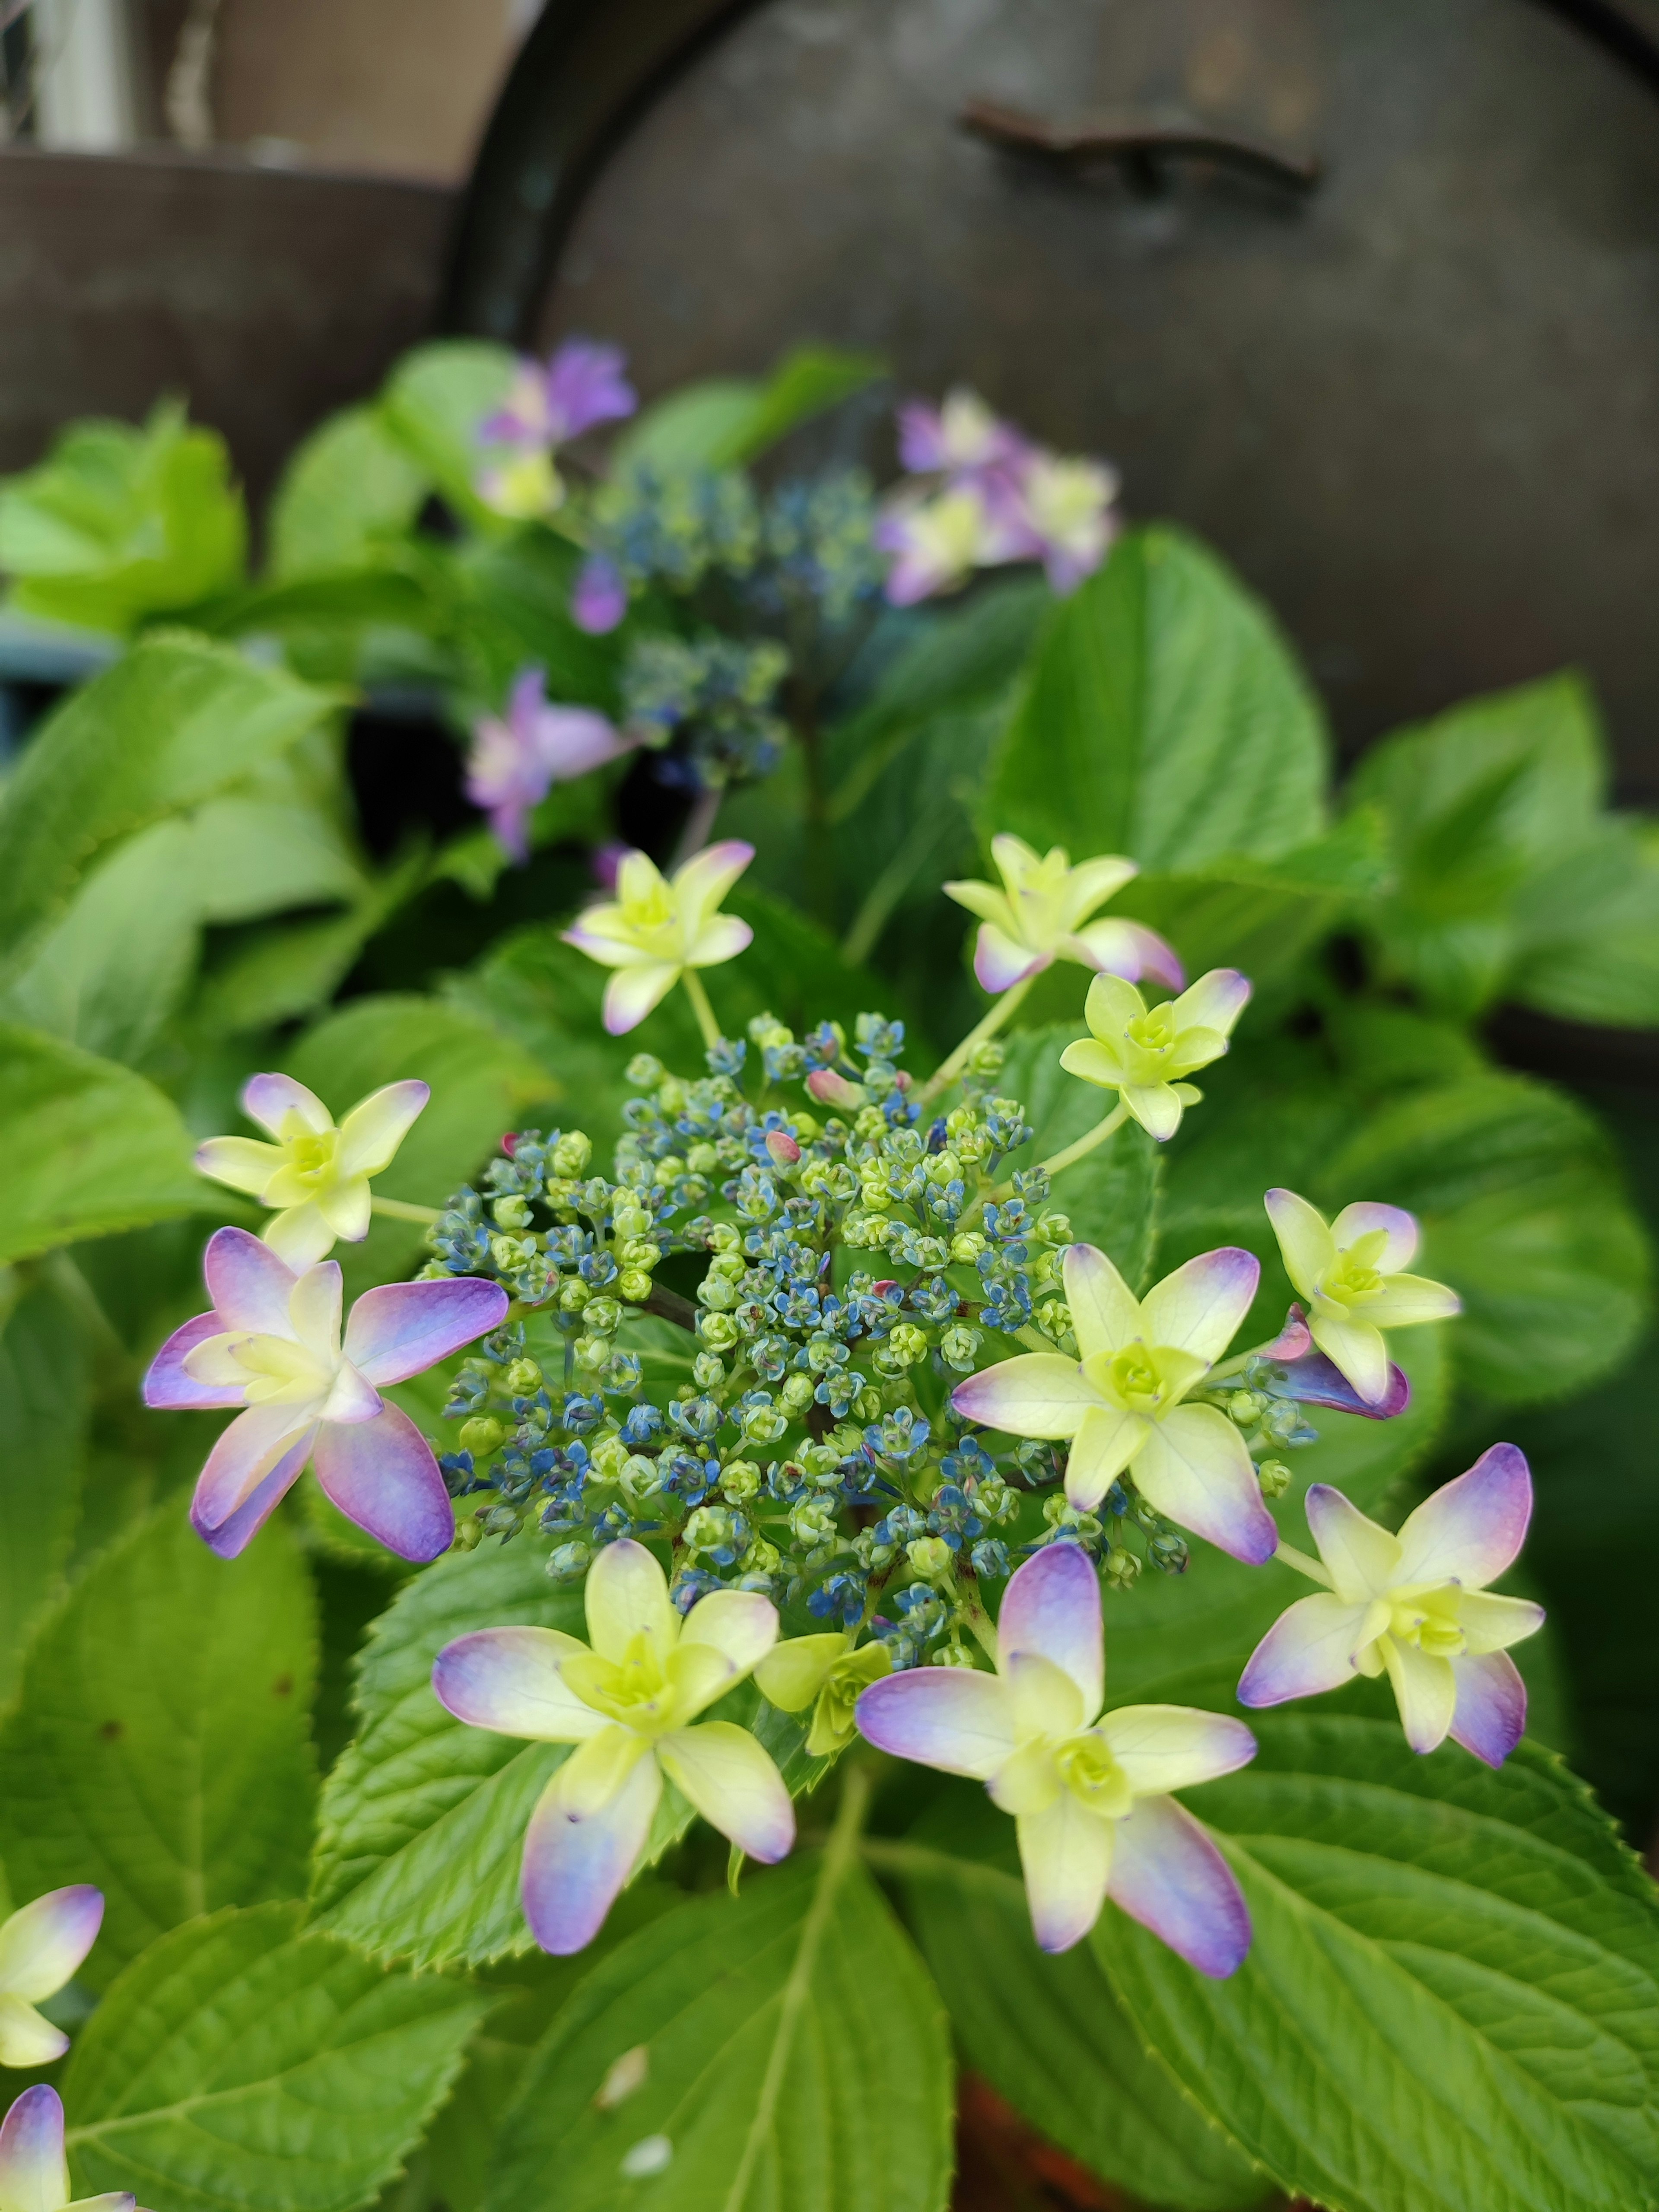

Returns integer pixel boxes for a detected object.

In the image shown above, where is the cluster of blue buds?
[621,633,790,791]
[423,1008,1245,1662]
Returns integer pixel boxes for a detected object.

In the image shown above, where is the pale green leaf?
[0,1023,205,1263]
[0,1504,317,1987]
[1095,1709,1659,2212]
[62,1902,485,2212]
[887,1796,1268,2210]
[486,1846,953,2212]
[1508,817,1659,1029]
[984,526,1328,873]
[0,633,339,973]
[380,341,516,523]
[269,405,431,582]
[616,345,884,474]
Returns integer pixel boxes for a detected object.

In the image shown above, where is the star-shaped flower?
[432,1539,794,1953]
[1264,1189,1461,1408]
[856,1544,1255,1963]
[1059,969,1251,1141]
[562,841,755,1035]
[944,835,1182,995]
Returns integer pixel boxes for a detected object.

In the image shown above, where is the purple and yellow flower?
[466,667,632,862]
[856,1545,1255,1964]
[953,1243,1278,1565]
[1259,1306,1410,1420]
[1264,1190,1462,1409]
[0,1889,102,2068]
[476,340,637,518]
[874,484,1013,606]
[944,836,1182,995]
[0,2086,145,2212]
[896,388,1030,480]
[562,841,754,1036]
[570,553,629,635]
[1007,451,1122,594]
[1238,1446,1545,1765]
[195,1073,429,1271]
[143,1227,506,1563]
[1059,969,1251,1142]
[432,1539,793,1954]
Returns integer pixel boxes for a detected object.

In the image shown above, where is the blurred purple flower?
[482,340,637,449]
[571,553,629,634]
[466,668,632,862]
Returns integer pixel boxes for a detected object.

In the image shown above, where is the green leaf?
[197,844,427,1039]
[888,1796,1268,2210]
[1349,672,1608,1016]
[0,404,247,634]
[487,1845,953,2212]
[447,528,622,714]
[0,1273,88,1708]
[0,1504,317,1988]
[62,1902,485,2212]
[984,526,1328,874]
[1324,1074,1653,1403]
[1507,817,1659,1029]
[616,344,885,474]
[309,1546,583,1970]
[0,632,339,976]
[1093,1710,1659,2212]
[0,1023,205,1264]
[995,1023,1163,1290]
[380,340,516,523]
[269,405,432,582]
[283,995,559,1293]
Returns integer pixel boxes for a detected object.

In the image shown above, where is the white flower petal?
[951,1354,1100,1441]
[431,1626,607,1742]
[1139,1248,1260,1365]
[1380,1636,1459,1754]
[1264,1188,1334,1303]
[1305,1484,1404,1601]
[1132,1405,1278,1565]
[996,1543,1103,1717]
[679,1589,778,1678]
[1015,1792,1114,1954]
[656,1723,795,1862]
[1097,1705,1257,1798]
[1392,1444,1533,1590]
[586,1539,679,1664]
[1060,1243,1139,1362]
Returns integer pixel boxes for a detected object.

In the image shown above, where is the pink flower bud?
[1262,1304,1313,1361]
[806,1069,866,1109]
[502,1132,519,1158]
[764,1130,802,1167]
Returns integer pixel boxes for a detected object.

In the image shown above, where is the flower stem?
[669,785,722,871]
[955,1586,1001,1663]
[681,967,722,1050]
[921,976,1034,1103]
[1274,1538,1333,1589]
[1036,1101,1128,1180]
[371,1196,441,1224]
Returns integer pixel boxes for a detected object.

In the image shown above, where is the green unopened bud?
[740,1536,782,1576]
[617,1269,654,1303]
[1228,1392,1263,1426]
[1257,1458,1292,1499]
[967,1040,1005,1076]
[1039,1212,1074,1246]
[876,1323,929,1373]
[558,1278,591,1313]
[950,1231,988,1265]
[931,1643,978,1669]
[625,1054,665,1087]
[1149,1531,1189,1575]
[707,1220,741,1253]
[698,1310,740,1350]
[1104,1547,1141,1589]
[781,1373,816,1414]
[505,1359,543,1395]
[906,1536,955,1581]
[575,1335,610,1371]
[490,1233,532,1272]
[492,1195,533,1230]
[684,1505,741,1557]
[720,1459,761,1503]
[550,1131,592,1176]
[939,1323,982,1371]
[853,1388,883,1423]
[452,1516,483,1551]
[612,1201,652,1241]
[693,1352,727,1389]
[590,1433,630,1479]
[1036,1300,1073,1344]
[459,1416,504,1458]
[925,1149,962,1185]
[585,1296,622,1335]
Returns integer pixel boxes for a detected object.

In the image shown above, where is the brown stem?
[642,1283,700,1333]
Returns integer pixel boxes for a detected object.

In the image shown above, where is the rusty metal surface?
[0,146,454,505]
[467,0,1659,797]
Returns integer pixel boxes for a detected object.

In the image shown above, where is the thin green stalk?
[920,976,1034,1104]
[1036,1100,1128,1180]
[681,967,722,1050]
[1274,1538,1333,1589]
[371,1196,441,1225]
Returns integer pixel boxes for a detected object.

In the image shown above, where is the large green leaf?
[1324,1074,1652,1404]
[889,1795,1268,2211]
[0,1024,205,1263]
[1348,672,1608,1016]
[379,340,515,525]
[615,344,884,474]
[0,633,338,974]
[0,1504,317,1987]
[1093,1707,1659,2212]
[0,405,246,634]
[62,1902,485,2212]
[284,995,559,1293]
[983,526,1328,874]
[0,1274,88,1708]
[268,405,432,582]
[995,1023,1163,1290]
[1507,817,1659,1029]
[487,1843,953,2212]
[309,1547,585,1970]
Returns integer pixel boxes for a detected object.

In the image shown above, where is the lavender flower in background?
[466,668,632,861]
[571,553,629,635]
[477,340,637,518]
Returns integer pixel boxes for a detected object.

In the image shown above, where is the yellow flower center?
[1106,1347,1165,1411]
[282,1130,338,1190]
[1054,1732,1134,1818]
[1125,1007,1176,1055]
[563,1632,678,1734]
[1387,1586,1467,1659]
